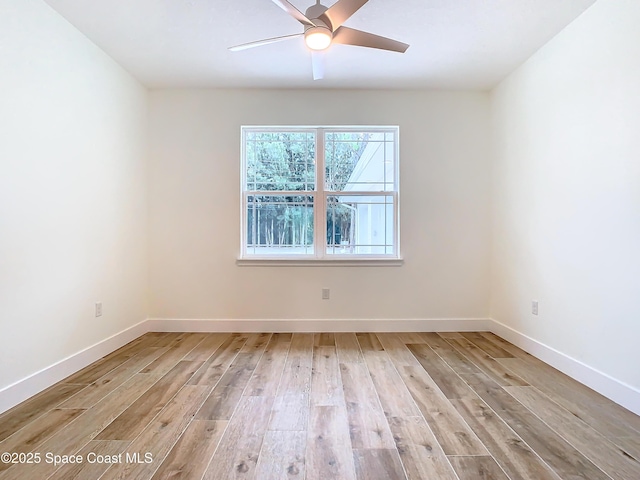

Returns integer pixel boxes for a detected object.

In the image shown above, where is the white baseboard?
[0,320,149,415]
[146,317,492,333]
[489,318,640,416]
[3,317,639,418]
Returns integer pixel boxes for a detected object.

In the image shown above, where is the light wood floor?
[1,332,639,480]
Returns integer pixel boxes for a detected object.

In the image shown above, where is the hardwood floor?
[1,331,639,479]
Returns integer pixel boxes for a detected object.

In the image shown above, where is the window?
[240,126,400,263]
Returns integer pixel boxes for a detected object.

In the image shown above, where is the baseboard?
[489,318,640,416]
[4,317,639,418]
[146,317,492,333]
[0,320,149,415]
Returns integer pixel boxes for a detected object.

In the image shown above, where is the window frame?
[238,126,402,265]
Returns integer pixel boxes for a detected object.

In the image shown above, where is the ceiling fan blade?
[320,0,368,30]
[272,0,317,27]
[332,26,409,53]
[311,51,325,80]
[228,33,303,52]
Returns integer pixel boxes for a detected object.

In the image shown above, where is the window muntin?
[246,131,316,192]
[326,194,394,255]
[241,126,399,260]
[246,195,314,256]
[325,131,395,192]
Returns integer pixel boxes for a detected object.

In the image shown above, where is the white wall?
[491,0,640,391]
[3,0,637,416]
[149,89,491,321]
[0,0,148,392]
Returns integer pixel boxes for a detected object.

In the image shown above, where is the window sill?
[236,257,404,267]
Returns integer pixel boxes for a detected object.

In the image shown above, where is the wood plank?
[446,337,528,387]
[437,332,464,338]
[505,385,640,480]
[202,395,274,480]
[188,334,248,386]
[0,408,84,473]
[140,333,207,375]
[310,346,343,407]
[62,336,153,385]
[355,333,384,352]
[114,334,155,351]
[47,440,130,480]
[183,333,231,362]
[59,347,167,409]
[273,332,293,343]
[5,331,640,480]
[395,365,486,456]
[244,334,291,397]
[150,420,227,480]
[421,333,484,376]
[479,332,532,359]
[498,356,640,438]
[269,394,309,431]
[197,386,245,421]
[336,333,365,364]
[353,449,407,480]
[361,350,420,417]
[277,333,313,396]
[448,456,510,480]
[268,334,313,432]
[614,436,640,464]
[406,344,475,400]
[394,332,428,344]
[376,334,422,368]
[100,385,209,480]
[0,383,86,442]
[451,396,560,480]
[306,405,356,480]
[0,372,162,480]
[117,334,164,351]
[314,333,335,347]
[241,332,272,353]
[420,332,453,347]
[254,431,306,479]
[146,332,182,347]
[461,332,514,358]
[230,332,270,376]
[462,372,610,480]
[339,362,395,449]
[197,336,272,421]
[387,416,458,480]
[497,356,605,401]
[96,360,203,441]
[201,353,256,393]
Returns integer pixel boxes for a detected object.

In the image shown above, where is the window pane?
[325,131,395,192]
[246,132,315,191]
[326,195,394,255]
[246,195,314,255]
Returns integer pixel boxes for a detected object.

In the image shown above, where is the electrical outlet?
[532,300,539,316]
[322,288,330,300]
[95,302,103,317]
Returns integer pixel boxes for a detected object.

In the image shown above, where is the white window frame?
[238,126,402,266]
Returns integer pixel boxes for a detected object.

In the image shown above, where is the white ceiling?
[43,0,596,89]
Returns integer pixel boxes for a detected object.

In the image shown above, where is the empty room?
[1,0,639,478]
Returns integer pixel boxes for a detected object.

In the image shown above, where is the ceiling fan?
[229,0,409,80]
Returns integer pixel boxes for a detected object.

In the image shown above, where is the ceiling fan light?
[305,26,332,51]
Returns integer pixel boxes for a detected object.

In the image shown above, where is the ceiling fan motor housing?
[229,0,409,76]
[305,3,330,27]
[304,15,332,51]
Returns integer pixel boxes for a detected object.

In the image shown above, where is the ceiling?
[44,0,596,89]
